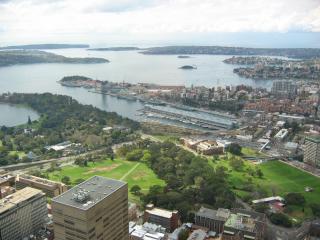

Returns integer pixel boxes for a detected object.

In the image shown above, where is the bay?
[0,48,273,123]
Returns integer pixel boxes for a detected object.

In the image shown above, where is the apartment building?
[0,187,47,240]
[52,176,128,240]
[16,174,67,198]
[271,80,297,98]
[144,204,180,232]
[304,136,320,168]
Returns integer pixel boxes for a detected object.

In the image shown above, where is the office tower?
[52,176,128,240]
[0,187,47,240]
[304,136,320,168]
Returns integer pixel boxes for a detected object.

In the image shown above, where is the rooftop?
[306,136,320,143]
[52,176,127,210]
[0,187,43,215]
[18,174,65,187]
[146,207,177,219]
[187,229,207,240]
[196,207,230,221]
[224,213,256,233]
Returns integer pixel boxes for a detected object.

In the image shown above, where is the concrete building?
[0,187,47,240]
[129,221,166,240]
[271,80,297,98]
[304,136,320,168]
[144,204,180,232]
[196,140,224,155]
[16,174,67,198]
[187,229,207,240]
[52,176,128,240]
[195,207,230,234]
[222,209,266,240]
[0,173,15,188]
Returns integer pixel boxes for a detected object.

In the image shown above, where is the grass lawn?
[241,147,265,157]
[47,158,165,204]
[258,161,320,205]
[9,151,26,158]
[209,157,320,220]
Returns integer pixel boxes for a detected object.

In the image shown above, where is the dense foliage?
[270,213,292,228]
[117,140,235,221]
[0,93,139,165]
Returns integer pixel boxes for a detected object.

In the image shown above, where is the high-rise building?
[304,136,320,168]
[16,174,67,198]
[271,80,297,98]
[52,176,128,240]
[0,187,47,240]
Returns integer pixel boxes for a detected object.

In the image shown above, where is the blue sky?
[0,0,319,47]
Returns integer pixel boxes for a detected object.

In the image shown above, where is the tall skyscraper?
[0,187,47,240]
[304,136,320,168]
[52,176,128,240]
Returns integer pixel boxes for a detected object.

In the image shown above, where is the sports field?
[258,161,320,204]
[48,158,165,203]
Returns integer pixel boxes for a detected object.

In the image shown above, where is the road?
[0,148,108,173]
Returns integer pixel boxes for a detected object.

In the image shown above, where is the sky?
[0,0,320,47]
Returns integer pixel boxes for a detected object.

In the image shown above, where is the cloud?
[0,0,319,45]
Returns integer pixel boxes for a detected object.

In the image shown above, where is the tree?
[61,176,71,185]
[126,149,143,161]
[130,185,141,195]
[74,178,86,185]
[178,229,189,240]
[230,158,244,171]
[254,203,269,213]
[27,116,32,125]
[270,213,292,228]
[226,143,242,155]
[285,192,306,206]
[256,168,263,178]
[310,203,320,217]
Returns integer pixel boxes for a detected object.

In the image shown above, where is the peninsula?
[224,56,320,80]
[0,44,89,50]
[141,46,320,59]
[0,50,109,67]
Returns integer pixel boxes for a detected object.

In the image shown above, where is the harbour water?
[0,48,274,126]
[0,103,39,127]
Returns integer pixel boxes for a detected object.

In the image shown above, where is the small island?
[88,47,140,51]
[179,65,197,70]
[177,55,191,58]
[0,50,109,67]
[58,75,103,88]
[0,44,89,50]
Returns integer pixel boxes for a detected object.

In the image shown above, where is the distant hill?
[88,47,141,51]
[0,44,89,50]
[0,50,109,67]
[141,46,320,59]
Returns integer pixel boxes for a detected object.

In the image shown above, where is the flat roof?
[52,176,127,211]
[224,213,256,232]
[306,136,320,143]
[18,174,65,187]
[196,207,230,221]
[0,187,43,215]
[146,207,175,219]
